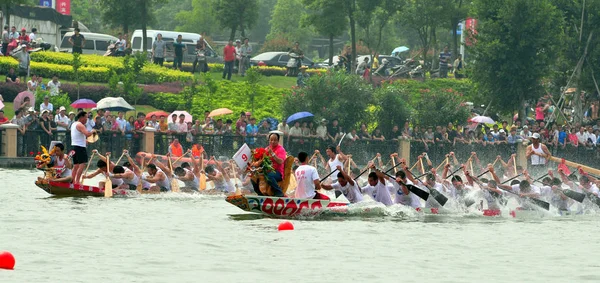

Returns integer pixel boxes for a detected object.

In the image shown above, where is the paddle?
[502,173,523,185]
[353,167,370,181]
[407,169,448,206]
[136,156,144,193]
[383,172,429,201]
[104,153,113,198]
[497,186,550,211]
[476,170,490,178]
[79,151,96,184]
[384,160,404,174]
[115,152,126,165]
[320,169,338,182]
[168,155,180,193]
[337,133,347,146]
[533,175,585,203]
[199,157,207,191]
[445,166,463,179]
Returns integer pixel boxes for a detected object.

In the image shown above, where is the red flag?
[465,18,478,46]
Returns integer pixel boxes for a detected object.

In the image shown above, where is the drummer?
[48,143,73,183]
[251,132,286,197]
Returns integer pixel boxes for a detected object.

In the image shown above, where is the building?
[5,5,73,50]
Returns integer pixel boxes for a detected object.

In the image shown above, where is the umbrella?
[259,117,279,131]
[71,98,96,109]
[146,111,170,120]
[96,97,135,112]
[391,46,409,54]
[171,110,193,123]
[208,108,233,118]
[13,91,35,112]
[286,111,314,124]
[470,115,495,124]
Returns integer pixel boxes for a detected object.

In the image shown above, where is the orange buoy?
[278,221,294,231]
[0,251,15,270]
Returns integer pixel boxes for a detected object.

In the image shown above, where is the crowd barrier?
[1,124,598,171]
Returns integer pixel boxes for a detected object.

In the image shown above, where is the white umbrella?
[171,111,193,123]
[96,97,135,112]
[470,115,495,124]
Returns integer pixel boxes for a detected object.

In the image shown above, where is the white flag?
[233,143,252,170]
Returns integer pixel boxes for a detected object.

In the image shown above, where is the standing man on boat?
[71,111,96,184]
[526,132,551,176]
[294,151,330,199]
[319,145,348,183]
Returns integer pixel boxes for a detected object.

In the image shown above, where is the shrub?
[373,84,413,135]
[282,70,374,130]
[25,52,193,83]
[206,64,326,77]
[411,87,470,128]
[260,34,292,53]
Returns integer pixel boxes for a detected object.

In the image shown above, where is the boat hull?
[35,181,128,197]
[225,194,348,217]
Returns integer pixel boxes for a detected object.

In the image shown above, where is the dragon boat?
[225,194,349,217]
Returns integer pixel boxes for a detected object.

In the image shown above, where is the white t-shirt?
[362,180,393,206]
[327,155,344,181]
[40,102,53,113]
[510,184,542,209]
[389,178,420,208]
[331,181,363,203]
[294,165,320,199]
[54,114,70,131]
[47,80,61,96]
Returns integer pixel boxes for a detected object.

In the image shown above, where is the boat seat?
[278,155,295,194]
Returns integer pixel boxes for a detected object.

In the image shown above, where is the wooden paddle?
[115,152,126,165]
[168,155,180,193]
[392,157,397,174]
[199,157,207,191]
[136,157,144,193]
[80,152,96,184]
[104,153,113,198]
[512,155,517,176]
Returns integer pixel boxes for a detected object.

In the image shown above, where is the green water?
[2,169,600,283]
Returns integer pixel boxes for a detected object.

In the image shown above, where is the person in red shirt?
[0,110,8,125]
[18,28,29,45]
[222,40,236,80]
[134,113,146,131]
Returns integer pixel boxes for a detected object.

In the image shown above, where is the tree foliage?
[470,0,563,122]
[214,0,259,40]
[175,0,218,35]
[267,0,313,46]
[302,0,347,64]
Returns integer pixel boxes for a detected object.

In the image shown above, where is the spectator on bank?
[37,76,45,90]
[172,35,186,71]
[358,123,370,140]
[151,33,166,66]
[2,25,9,55]
[158,116,168,132]
[147,114,159,130]
[520,125,532,139]
[27,74,38,92]
[167,114,178,133]
[289,121,302,139]
[278,120,289,136]
[202,117,214,134]
[134,113,145,131]
[6,67,19,83]
[235,112,246,131]
[453,54,465,79]
[245,117,258,145]
[92,116,103,133]
[222,40,236,80]
[29,28,37,42]
[439,46,451,78]
[258,120,270,136]
[68,28,85,54]
[316,119,328,140]
[47,75,61,96]
[327,119,339,142]
[11,109,26,156]
[297,66,309,87]
[372,127,385,141]
[0,109,8,125]
[177,114,187,133]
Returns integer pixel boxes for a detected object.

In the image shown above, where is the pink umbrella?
[13,91,35,112]
[170,111,193,123]
[71,99,97,109]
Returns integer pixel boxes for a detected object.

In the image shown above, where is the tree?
[72,53,82,100]
[100,0,140,34]
[550,0,600,124]
[302,0,347,66]
[470,0,563,123]
[175,0,218,35]
[155,0,192,31]
[0,0,27,27]
[245,67,262,114]
[267,0,313,45]
[356,0,403,55]
[447,0,471,60]
[214,0,259,40]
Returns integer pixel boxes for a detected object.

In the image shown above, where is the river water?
[2,169,600,283]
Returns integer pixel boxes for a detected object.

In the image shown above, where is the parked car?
[250,52,315,68]
[377,55,403,68]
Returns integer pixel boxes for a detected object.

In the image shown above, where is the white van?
[130,29,220,64]
[59,32,119,55]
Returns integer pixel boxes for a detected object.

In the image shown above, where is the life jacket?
[170,143,183,157]
[192,144,204,158]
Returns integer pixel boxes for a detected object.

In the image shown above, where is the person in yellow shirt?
[159,116,168,132]
[372,53,379,70]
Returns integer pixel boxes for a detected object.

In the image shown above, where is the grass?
[2,102,161,119]
[195,72,297,89]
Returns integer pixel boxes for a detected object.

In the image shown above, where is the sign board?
[55,0,70,15]
[232,143,251,170]
[39,0,53,7]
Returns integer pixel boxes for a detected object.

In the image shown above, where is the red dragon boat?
[225,194,349,217]
[35,181,128,197]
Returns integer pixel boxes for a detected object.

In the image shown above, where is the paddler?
[544,172,570,213]
[466,165,504,211]
[48,143,73,183]
[294,151,330,199]
[174,162,200,192]
[491,168,542,210]
[124,151,151,190]
[82,159,124,189]
[390,158,421,208]
[205,157,234,193]
[361,162,394,206]
[526,132,551,176]
[142,163,171,192]
[406,169,445,209]
[321,165,362,203]
[441,163,471,200]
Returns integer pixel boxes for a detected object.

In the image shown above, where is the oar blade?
[406,184,429,201]
[335,190,342,198]
[563,189,585,203]
[429,189,448,206]
[528,197,550,211]
[587,193,600,207]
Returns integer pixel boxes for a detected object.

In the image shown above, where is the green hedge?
[26,52,193,83]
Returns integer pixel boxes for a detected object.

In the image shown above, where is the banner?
[465,18,478,46]
[232,143,252,171]
[39,0,53,7]
[55,0,70,15]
